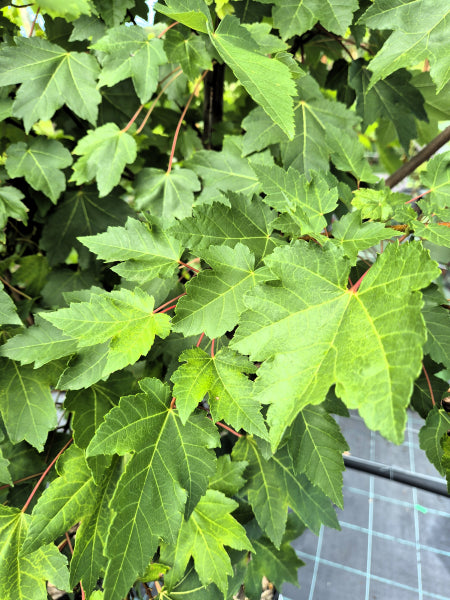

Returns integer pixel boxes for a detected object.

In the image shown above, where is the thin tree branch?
[385,125,450,189]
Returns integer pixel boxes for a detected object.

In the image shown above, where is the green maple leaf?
[86,378,219,600]
[326,126,377,183]
[0,284,21,326]
[271,0,358,40]
[40,185,133,267]
[244,537,303,600]
[412,357,447,418]
[242,106,288,156]
[419,407,450,475]
[155,0,213,34]
[0,505,69,600]
[37,0,92,20]
[172,243,270,338]
[93,26,167,103]
[414,221,450,248]
[422,287,450,369]
[40,287,171,381]
[232,242,439,448]
[348,59,428,150]
[287,405,349,507]
[411,71,450,122]
[69,457,121,594]
[71,123,137,197]
[172,347,268,438]
[134,167,201,221]
[186,136,260,198]
[352,187,409,221]
[331,210,400,261]
[209,16,296,138]
[0,185,27,244]
[22,445,96,555]
[0,316,78,368]
[80,217,183,283]
[6,139,72,203]
[233,437,339,547]
[420,151,450,214]
[208,455,248,496]
[170,192,282,262]
[0,358,57,451]
[164,28,212,80]
[162,489,252,595]
[361,0,450,92]
[94,0,135,27]
[251,162,338,235]
[0,36,100,131]
[41,268,98,309]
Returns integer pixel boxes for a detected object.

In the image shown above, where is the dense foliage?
[0,1,449,598]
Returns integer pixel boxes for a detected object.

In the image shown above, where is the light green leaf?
[242,106,287,156]
[420,151,450,214]
[252,162,338,234]
[22,445,96,555]
[422,298,450,369]
[170,192,282,262]
[0,316,78,367]
[134,168,201,221]
[232,242,439,448]
[287,405,349,507]
[209,16,296,138]
[352,187,410,221]
[272,0,358,40]
[93,26,167,103]
[348,59,428,150]
[71,123,137,197]
[164,28,212,80]
[162,489,252,595]
[0,284,21,326]
[0,185,27,243]
[5,139,72,203]
[0,36,100,130]
[172,243,270,338]
[411,71,450,122]
[0,505,69,600]
[37,0,92,20]
[0,359,57,451]
[172,347,268,438]
[419,407,450,475]
[208,454,247,496]
[155,0,213,34]
[326,126,378,183]
[86,378,219,600]
[332,210,400,261]
[414,221,450,248]
[40,185,133,267]
[361,0,450,92]
[80,217,183,283]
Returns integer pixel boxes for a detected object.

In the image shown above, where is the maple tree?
[0,1,449,599]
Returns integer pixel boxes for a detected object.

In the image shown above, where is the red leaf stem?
[167,70,208,174]
[121,104,144,133]
[210,418,242,438]
[153,292,186,313]
[422,361,435,407]
[0,471,44,491]
[136,69,183,134]
[170,397,176,409]
[21,438,73,513]
[81,583,86,600]
[157,21,179,38]
[65,531,74,554]
[210,339,215,358]
[196,332,205,347]
[349,267,371,293]
[158,304,177,313]
[178,260,200,273]
[28,7,40,37]
[406,189,431,204]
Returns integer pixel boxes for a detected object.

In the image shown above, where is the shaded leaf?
[208,455,247,496]
[0,284,21,326]
[164,28,212,80]
[156,0,213,34]
[419,407,450,475]
[0,185,27,244]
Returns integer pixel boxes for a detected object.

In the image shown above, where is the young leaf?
[156,0,213,34]
[172,243,270,338]
[172,347,268,438]
[361,0,450,91]
[22,445,96,555]
[93,27,167,103]
[0,505,69,600]
[6,139,72,203]
[170,192,282,262]
[287,405,349,507]
[209,16,296,138]
[0,284,21,326]
[162,489,253,595]
[71,123,137,197]
[414,221,450,249]
[164,28,212,80]
[419,407,450,475]
[0,359,57,451]
[134,167,201,221]
[232,242,440,448]
[80,217,183,282]
[86,378,219,600]
[352,187,409,221]
[0,37,100,131]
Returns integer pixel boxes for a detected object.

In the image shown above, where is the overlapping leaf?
[71,123,137,197]
[0,37,100,130]
[419,407,450,475]
[37,0,92,20]
[164,28,212,80]
[86,378,219,600]
[0,284,21,326]
[0,505,69,600]
[95,0,135,27]
[172,347,267,438]
[208,455,247,496]
[420,151,450,215]
[93,26,167,103]
[172,243,270,338]
[162,489,252,595]
[361,0,450,92]
[6,139,72,203]
[156,0,213,33]
[209,16,296,138]
[422,288,450,369]
[232,242,439,448]
[0,185,27,244]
